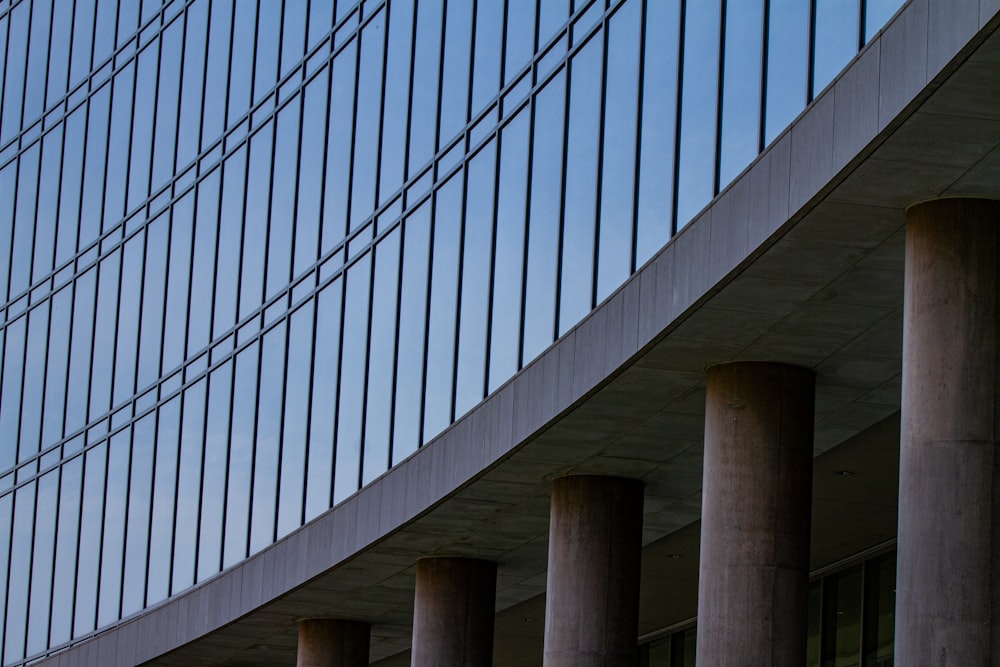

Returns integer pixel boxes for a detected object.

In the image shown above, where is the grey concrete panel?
[878,0,928,131]
[652,243,676,335]
[790,88,836,212]
[767,133,792,227]
[670,212,712,317]
[834,40,881,171]
[927,0,980,77]
[746,150,773,252]
[571,307,608,398]
[710,175,750,284]
[636,260,660,348]
[782,201,903,249]
[831,158,968,207]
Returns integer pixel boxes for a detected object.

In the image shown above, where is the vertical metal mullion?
[174,0,213,595]
[858,0,867,50]
[807,0,817,103]
[15,0,33,132]
[516,2,541,370]
[628,0,647,275]
[669,0,686,236]
[481,0,509,401]
[713,0,727,197]
[552,47,571,342]
[299,29,335,523]
[587,10,610,312]
[357,4,390,485]
[758,0,770,153]
[207,0,239,577]
[341,32,362,240]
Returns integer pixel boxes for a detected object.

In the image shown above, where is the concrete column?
[411,557,497,667]
[896,198,1000,664]
[543,475,644,667]
[296,619,370,667]
[696,362,815,667]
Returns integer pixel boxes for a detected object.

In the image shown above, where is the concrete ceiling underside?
[38,5,1000,667]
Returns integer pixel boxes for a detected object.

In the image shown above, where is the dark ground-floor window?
[641,549,896,667]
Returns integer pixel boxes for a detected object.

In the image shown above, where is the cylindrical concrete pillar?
[411,557,497,667]
[696,362,815,667]
[296,619,370,667]
[543,475,644,667]
[896,198,1000,664]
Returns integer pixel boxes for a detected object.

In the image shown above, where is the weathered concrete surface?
[896,198,1000,665]
[297,619,370,667]
[410,557,497,667]
[544,476,644,667]
[696,362,815,667]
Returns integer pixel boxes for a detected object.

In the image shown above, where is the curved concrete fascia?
[34,2,1000,665]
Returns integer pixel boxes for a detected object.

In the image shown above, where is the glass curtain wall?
[0,0,904,663]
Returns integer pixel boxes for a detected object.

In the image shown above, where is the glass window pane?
[228,3,256,126]
[188,169,221,356]
[137,214,169,391]
[122,414,156,617]
[393,204,431,463]
[322,45,358,253]
[362,231,401,485]
[4,482,35,664]
[19,301,49,463]
[90,250,122,421]
[267,98,300,298]
[69,0,96,89]
[203,0,233,147]
[198,360,233,581]
[74,442,107,634]
[78,83,108,246]
[26,470,58,656]
[408,0,443,177]
[823,565,863,667]
[305,278,342,520]
[0,318,26,471]
[281,0,307,76]
[334,255,372,502]
[814,0,860,97]
[98,430,131,628]
[23,0,53,127]
[42,287,73,449]
[277,303,314,537]
[521,75,564,365]
[349,10,386,233]
[471,0,503,113]
[47,0,74,106]
[423,175,463,440]
[33,127,64,282]
[11,146,40,298]
[439,0,473,147]
[151,18,184,189]
[177,0,209,170]
[250,325,285,553]
[172,379,207,594]
[764,0,809,144]
[864,553,896,665]
[596,0,641,303]
[295,71,329,274]
[559,36,602,334]
[112,231,146,409]
[675,0,721,227]
[104,62,136,228]
[253,3,280,104]
[215,148,248,336]
[65,269,97,437]
[719,0,764,187]
[455,142,497,417]
[224,343,259,567]
[488,112,529,392]
[240,124,275,320]
[504,0,536,85]
[635,0,680,267]
[128,41,160,212]
[378,0,413,206]
[56,107,87,268]
[0,2,28,143]
[147,398,181,605]
[163,194,195,374]
[50,456,83,645]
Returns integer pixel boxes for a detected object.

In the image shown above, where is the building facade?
[3,0,999,665]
